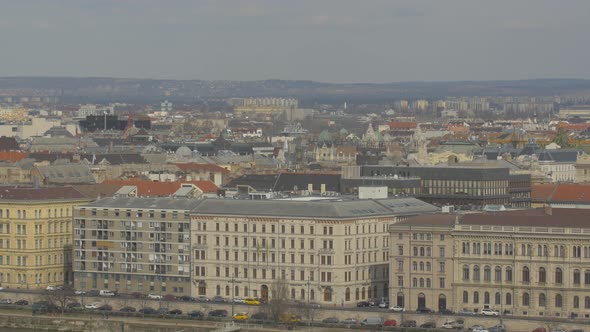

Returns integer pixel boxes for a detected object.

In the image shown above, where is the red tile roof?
[531,183,558,201]
[550,184,590,202]
[388,122,417,130]
[103,179,219,196]
[175,163,229,174]
[0,151,28,162]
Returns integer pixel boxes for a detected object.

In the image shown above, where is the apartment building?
[73,198,202,295]
[390,208,590,320]
[190,197,438,305]
[0,187,91,289]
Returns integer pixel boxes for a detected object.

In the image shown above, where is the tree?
[45,286,76,315]
[267,277,290,323]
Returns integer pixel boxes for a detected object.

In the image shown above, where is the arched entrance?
[198,281,206,296]
[324,287,333,302]
[397,292,405,307]
[438,294,447,310]
[261,285,269,303]
[417,293,426,309]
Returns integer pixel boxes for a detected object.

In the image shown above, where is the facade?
[536,150,580,183]
[390,208,590,320]
[0,187,91,289]
[73,198,202,296]
[190,197,438,305]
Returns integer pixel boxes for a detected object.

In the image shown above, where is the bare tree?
[45,286,76,315]
[267,277,290,323]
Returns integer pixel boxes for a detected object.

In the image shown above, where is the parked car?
[280,314,301,323]
[67,302,82,311]
[212,296,226,303]
[570,330,585,332]
[0,287,3,291]
[390,305,405,312]
[15,299,29,306]
[470,325,485,331]
[84,302,99,309]
[378,301,389,308]
[97,304,112,311]
[168,309,183,315]
[74,290,86,295]
[459,309,476,316]
[357,301,371,307]
[139,307,157,315]
[0,299,12,304]
[439,309,454,315]
[384,319,397,327]
[187,310,204,318]
[179,295,195,302]
[416,307,434,314]
[481,308,500,316]
[442,319,465,329]
[147,294,163,300]
[250,312,268,321]
[232,297,245,304]
[208,309,228,317]
[420,321,437,329]
[489,324,506,332]
[400,320,417,328]
[232,312,249,321]
[45,285,57,291]
[473,328,489,332]
[309,302,321,308]
[322,317,339,324]
[245,298,261,305]
[196,296,210,302]
[341,318,359,325]
[99,290,116,297]
[531,328,546,332]
[361,317,385,327]
[163,294,177,301]
[119,306,136,313]
[130,292,143,299]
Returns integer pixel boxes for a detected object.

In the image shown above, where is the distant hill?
[1,77,589,104]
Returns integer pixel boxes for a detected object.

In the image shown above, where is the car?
[187,310,204,318]
[98,304,112,311]
[46,285,57,291]
[442,319,465,329]
[378,302,389,308]
[119,306,136,313]
[489,324,506,332]
[481,308,500,316]
[179,295,195,302]
[390,305,405,312]
[74,290,86,295]
[420,321,437,329]
[459,309,476,316]
[0,299,12,304]
[245,298,261,305]
[384,319,397,327]
[232,297,245,304]
[139,307,157,315]
[67,302,83,311]
[232,312,249,321]
[341,318,359,325]
[250,312,268,321]
[209,309,228,317]
[99,290,116,297]
[163,294,177,301]
[130,292,143,299]
[147,294,163,300]
[212,296,226,303]
[196,296,210,302]
[357,301,371,307]
[0,287,3,291]
[322,317,339,324]
[550,329,566,332]
[531,328,546,332]
[473,328,490,332]
[168,309,183,315]
[15,300,29,306]
[416,307,434,314]
[85,303,99,309]
[570,330,585,332]
[32,301,57,313]
[439,309,455,315]
[309,302,321,308]
[280,314,301,323]
[362,317,385,327]
[400,320,417,328]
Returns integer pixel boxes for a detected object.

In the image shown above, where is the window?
[555,268,563,284]
[555,294,562,308]
[494,266,502,282]
[505,267,513,282]
[574,296,580,309]
[484,292,490,304]
[522,292,530,306]
[574,269,581,285]
[538,267,546,283]
[585,296,590,309]
[506,293,512,305]
[484,266,491,282]
[463,265,469,280]
[473,265,480,281]
[495,292,501,305]
[463,291,468,303]
[539,293,546,307]
[439,278,445,288]
[473,291,479,304]
[523,266,530,283]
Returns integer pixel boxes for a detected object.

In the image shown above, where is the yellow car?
[245,298,260,305]
[232,312,249,321]
[280,313,302,323]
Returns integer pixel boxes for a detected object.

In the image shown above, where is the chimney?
[544,205,552,216]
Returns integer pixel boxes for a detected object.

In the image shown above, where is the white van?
[99,290,115,297]
[361,317,384,327]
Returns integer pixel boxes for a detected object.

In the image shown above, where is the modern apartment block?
[190,197,438,305]
[389,208,590,320]
[0,187,91,290]
[72,198,202,295]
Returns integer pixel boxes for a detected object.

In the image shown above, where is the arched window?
[419,278,424,287]
[484,266,491,282]
[523,266,530,283]
[506,293,512,305]
[361,287,366,299]
[412,278,417,287]
[420,247,425,256]
[324,288,332,302]
[585,270,590,285]
[413,247,418,256]
[555,294,563,308]
[539,267,546,283]
[413,261,418,271]
[473,291,479,304]
[355,288,359,300]
[539,293,546,307]
[345,288,351,301]
[495,292,501,305]
[216,285,221,295]
[426,278,431,288]
[574,269,581,285]
[560,245,565,257]
[574,296,580,309]
[522,292,530,306]
[473,265,480,281]
[420,262,424,271]
[585,296,590,309]
[555,268,563,284]
[463,291,469,303]
[495,266,502,281]
[426,262,431,271]
[225,286,230,296]
[463,265,470,280]
[537,245,543,256]
[484,292,490,304]
[505,267,513,282]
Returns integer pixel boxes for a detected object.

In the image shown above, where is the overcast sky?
[1,0,589,83]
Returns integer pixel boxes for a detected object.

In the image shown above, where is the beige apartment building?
[0,187,91,290]
[390,208,590,320]
[190,197,437,305]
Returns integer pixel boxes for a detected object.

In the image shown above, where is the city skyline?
[1,0,589,83]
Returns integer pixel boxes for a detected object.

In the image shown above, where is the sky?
[0,0,589,83]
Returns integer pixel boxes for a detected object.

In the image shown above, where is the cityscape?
[1,1,590,332]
